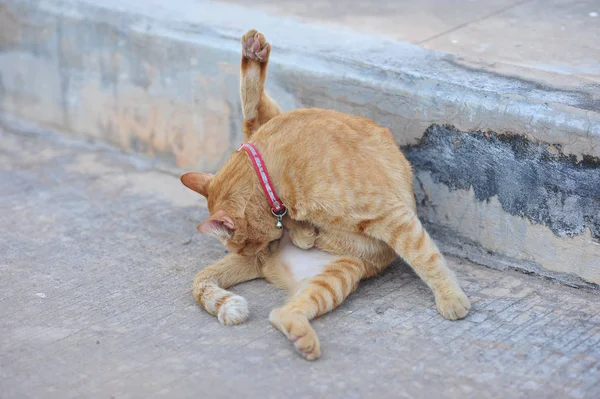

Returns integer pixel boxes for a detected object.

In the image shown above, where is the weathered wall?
[405,126,600,286]
[406,126,600,241]
[1,0,598,287]
[0,1,249,171]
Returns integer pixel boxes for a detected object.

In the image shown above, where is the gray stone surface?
[223,0,600,85]
[1,122,600,398]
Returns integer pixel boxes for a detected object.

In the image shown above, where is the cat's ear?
[197,210,235,238]
[180,172,213,198]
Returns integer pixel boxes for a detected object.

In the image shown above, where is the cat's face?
[180,172,282,256]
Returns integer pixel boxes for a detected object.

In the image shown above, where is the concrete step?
[1,0,599,288]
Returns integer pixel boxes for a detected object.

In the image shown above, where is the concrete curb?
[1,0,599,287]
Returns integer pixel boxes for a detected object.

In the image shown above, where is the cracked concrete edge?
[406,126,600,288]
[2,0,599,161]
[429,222,600,292]
[39,0,600,158]
[413,167,600,288]
[0,113,184,180]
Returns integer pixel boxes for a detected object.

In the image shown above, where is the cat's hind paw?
[269,308,321,360]
[242,29,270,62]
[435,290,471,320]
[217,294,249,326]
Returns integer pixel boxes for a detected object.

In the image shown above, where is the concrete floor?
[222,0,600,86]
[1,124,600,398]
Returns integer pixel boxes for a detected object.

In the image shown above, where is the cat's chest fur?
[279,233,337,282]
[261,233,338,294]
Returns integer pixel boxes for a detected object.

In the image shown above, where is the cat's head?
[180,171,283,256]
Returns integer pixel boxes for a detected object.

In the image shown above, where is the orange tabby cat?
[181,30,470,360]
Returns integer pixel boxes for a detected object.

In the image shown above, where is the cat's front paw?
[289,226,317,250]
[242,29,270,62]
[435,290,471,320]
[217,294,249,325]
[269,308,321,360]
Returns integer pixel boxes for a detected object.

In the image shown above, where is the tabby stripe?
[316,292,328,311]
[332,258,362,269]
[333,260,362,282]
[389,225,405,248]
[428,252,441,265]
[333,260,363,292]
[215,293,232,314]
[392,218,417,249]
[322,269,349,297]
[243,119,259,136]
[377,206,411,228]
[389,207,414,229]
[366,214,389,232]
[195,283,211,307]
[338,263,360,277]
[415,230,428,251]
[310,292,326,311]
[313,280,338,308]
[331,269,350,294]
[330,215,344,225]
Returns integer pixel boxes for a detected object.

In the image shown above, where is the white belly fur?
[278,232,338,284]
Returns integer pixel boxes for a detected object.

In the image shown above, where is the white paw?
[436,290,471,320]
[217,295,249,325]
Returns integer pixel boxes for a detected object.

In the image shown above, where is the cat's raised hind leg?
[193,254,261,325]
[269,257,366,360]
[240,29,281,140]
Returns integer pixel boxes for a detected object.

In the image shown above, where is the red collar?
[238,143,287,227]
